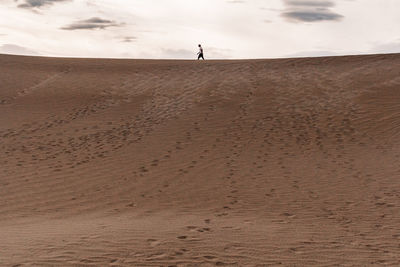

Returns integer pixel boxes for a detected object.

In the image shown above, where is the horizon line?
[1,52,400,61]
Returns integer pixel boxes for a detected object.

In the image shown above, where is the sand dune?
[1,53,400,266]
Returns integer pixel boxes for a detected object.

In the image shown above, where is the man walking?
[197,44,205,60]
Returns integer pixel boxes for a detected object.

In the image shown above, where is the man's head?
[198,44,201,47]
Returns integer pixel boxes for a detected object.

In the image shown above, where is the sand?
[0,53,400,266]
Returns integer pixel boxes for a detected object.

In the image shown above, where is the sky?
[0,0,399,59]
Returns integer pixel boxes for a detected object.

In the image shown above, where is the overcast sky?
[0,0,399,59]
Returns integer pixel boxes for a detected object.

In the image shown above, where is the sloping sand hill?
[1,53,400,266]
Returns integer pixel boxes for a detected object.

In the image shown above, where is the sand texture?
[1,53,400,266]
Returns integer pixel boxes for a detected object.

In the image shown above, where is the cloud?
[206,47,232,59]
[370,39,400,54]
[286,50,338,58]
[17,0,71,9]
[0,44,39,56]
[61,17,122,30]
[284,0,334,8]
[161,48,195,59]
[281,0,343,22]
[121,36,137,43]
[282,10,343,22]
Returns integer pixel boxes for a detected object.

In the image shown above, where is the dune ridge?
[1,53,400,266]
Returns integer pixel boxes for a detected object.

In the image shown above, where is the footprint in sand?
[147,238,161,247]
[186,226,211,233]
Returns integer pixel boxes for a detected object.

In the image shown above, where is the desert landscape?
[1,53,400,266]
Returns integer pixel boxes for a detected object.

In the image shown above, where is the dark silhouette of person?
[197,44,204,60]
